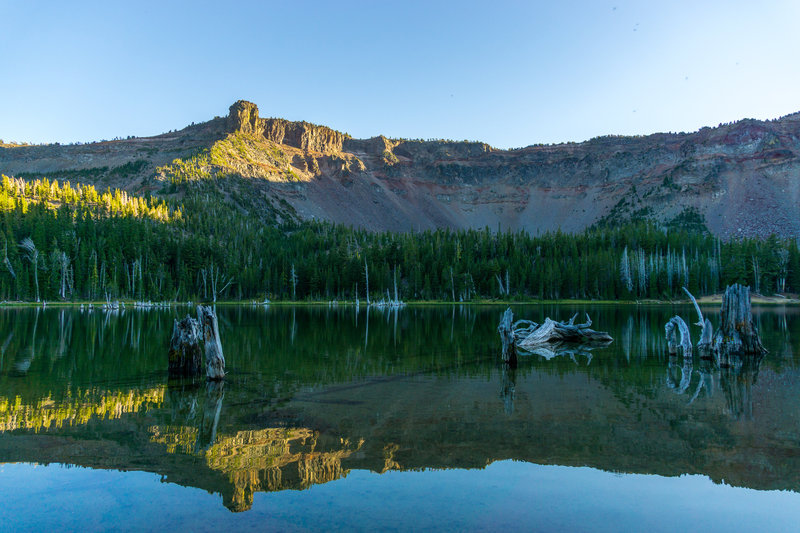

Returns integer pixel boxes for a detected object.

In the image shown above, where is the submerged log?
[498,309,612,365]
[517,313,612,348]
[713,284,767,358]
[168,316,203,377]
[665,316,692,356]
[198,305,226,380]
[497,308,517,367]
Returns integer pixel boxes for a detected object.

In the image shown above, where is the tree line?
[0,174,797,303]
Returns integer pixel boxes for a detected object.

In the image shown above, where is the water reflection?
[0,304,798,512]
[719,354,764,421]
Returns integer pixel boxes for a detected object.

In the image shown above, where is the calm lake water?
[1,304,799,531]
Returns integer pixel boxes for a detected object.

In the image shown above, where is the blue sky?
[1,0,799,148]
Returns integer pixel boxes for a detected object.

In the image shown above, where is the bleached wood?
[665,316,692,355]
[497,307,517,367]
[198,305,226,380]
[713,284,766,358]
[516,313,612,347]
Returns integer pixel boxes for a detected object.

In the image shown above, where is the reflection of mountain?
[0,305,798,512]
[147,426,362,511]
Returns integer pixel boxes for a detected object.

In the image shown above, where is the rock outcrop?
[2,100,800,237]
[227,100,344,153]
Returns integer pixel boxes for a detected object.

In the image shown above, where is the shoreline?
[1,295,797,308]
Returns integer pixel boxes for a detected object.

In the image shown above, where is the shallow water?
[1,304,799,531]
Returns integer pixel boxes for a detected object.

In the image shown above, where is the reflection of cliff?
[0,387,165,432]
[149,426,362,512]
[0,306,798,513]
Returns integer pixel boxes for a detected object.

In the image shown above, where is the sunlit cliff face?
[150,425,363,512]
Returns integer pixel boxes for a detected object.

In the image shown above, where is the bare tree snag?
[168,316,203,377]
[665,316,692,356]
[198,305,226,380]
[498,308,517,367]
[682,286,713,355]
[713,284,767,358]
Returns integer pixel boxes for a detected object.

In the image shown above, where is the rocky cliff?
[2,100,799,238]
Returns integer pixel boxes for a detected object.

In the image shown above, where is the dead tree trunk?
[168,316,203,377]
[665,316,692,356]
[198,305,226,380]
[713,284,766,358]
[498,307,517,367]
[682,286,713,356]
[516,313,612,347]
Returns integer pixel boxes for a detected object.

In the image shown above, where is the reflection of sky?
[3,460,799,531]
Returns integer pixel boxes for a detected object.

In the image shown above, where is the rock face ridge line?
[227,100,344,154]
[2,100,800,238]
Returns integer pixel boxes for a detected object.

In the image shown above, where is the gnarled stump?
[665,316,692,356]
[198,305,226,380]
[682,286,713,357]
[713,284,766,358]
[168,316,203,377]
[498,308,517,367]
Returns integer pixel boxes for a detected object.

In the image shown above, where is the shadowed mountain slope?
[2,101,799,237]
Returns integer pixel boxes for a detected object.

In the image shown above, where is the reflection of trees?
[0,386,165,432]
[720,354,764,421]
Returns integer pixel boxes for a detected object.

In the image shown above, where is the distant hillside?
[2,100,800,238]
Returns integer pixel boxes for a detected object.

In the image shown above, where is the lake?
[1,304,799,532]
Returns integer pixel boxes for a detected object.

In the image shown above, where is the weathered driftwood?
[167,306,226,379]
[168,316,203,377]
[669,285,764,362]
[682,286,713,354]
[713,284,767,357]
[665,316,692,355]
[497,308,518,367]
[498,308,612,366]
[198,305,226,380]
[517,313,612,347]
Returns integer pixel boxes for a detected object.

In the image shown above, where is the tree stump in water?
[198,305,226,380]
[498,308,517,368]
[168,316,203,377]
[498,308,612,366]
[682,286,714,358]
[665,316,692,356]
[713,284,767,358]
[516,313,612,347]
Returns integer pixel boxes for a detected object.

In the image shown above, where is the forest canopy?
[0,175,797,303]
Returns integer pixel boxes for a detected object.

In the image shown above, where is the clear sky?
[1,0,799,149]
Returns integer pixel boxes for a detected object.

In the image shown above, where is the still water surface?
[0,304,799,531]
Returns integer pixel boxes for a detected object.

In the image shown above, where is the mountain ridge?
[2,100,799,238]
